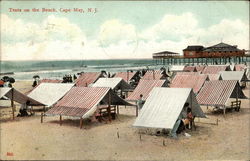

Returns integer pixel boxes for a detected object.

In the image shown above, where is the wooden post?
[117,105,119,115]
[108,91,111,121]
[80,117,83,129]
[41,113,44,123]
[11,88,14,120]
[60,115,62,126]
[153,70,155,80]
[136,105,138,117]
[223,106,226,116]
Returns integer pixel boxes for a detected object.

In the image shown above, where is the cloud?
[139,13,249,55]
[98,19,137,47]
[1,14,86,44]
[1,13,249,61]
[140,12,198,42]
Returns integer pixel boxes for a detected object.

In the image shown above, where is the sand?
[0,81,249,160]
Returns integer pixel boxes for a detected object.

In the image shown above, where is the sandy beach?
[0,81,249,160]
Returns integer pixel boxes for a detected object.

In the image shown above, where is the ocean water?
[0,59,162,80]
[1,58,249,80]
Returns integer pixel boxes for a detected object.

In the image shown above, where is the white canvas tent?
[170,65,186,72]
[133,87,205,129]
[27,83,74,107]
[219,71,248,82]
[92,78,132,90]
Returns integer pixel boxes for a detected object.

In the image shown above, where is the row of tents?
[0,64,248,131]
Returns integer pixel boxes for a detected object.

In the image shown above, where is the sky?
[1,1,249,60]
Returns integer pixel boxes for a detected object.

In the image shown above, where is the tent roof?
[196,80,246,106]
[26,79,63,95]
[220,71,248,82]
[183,66,197,72]
[206,74,222,81]
[46,87,132,118]
[141,70,164,80]
[75,72,102,87]
[0,87,44,105]
[170,65,185,72]
[234,64,247,71]
[92,78,132,90]
[114,72,137,82]
[176,72,200,75]
[126,79,166,101]
[202,65,230,74]
[28,83,74,107]
[195,65,206,72]
[40,79,63,83]
[170,74,208,93]
[133,87,205,129]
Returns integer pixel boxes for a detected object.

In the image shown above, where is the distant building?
[152,51,179,59]
[183,42,245,58]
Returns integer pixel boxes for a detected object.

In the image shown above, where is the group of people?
[170,102,194,138]
[17,101,33,117]
[62,74,77,83]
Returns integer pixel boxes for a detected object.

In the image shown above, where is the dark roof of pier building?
[202,42,241,52]
[153,51,179,58]
[183,46,204,51]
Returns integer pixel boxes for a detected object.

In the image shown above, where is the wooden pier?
[153,55,250,65]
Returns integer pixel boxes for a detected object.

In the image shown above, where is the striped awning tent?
[205,74,222,81]
[126,79,166,101]
[170,74,209,94]
[196,80,247,106]
[133,88,206,129]
[234,64,247,71]
[141,70,164,80]
[114,71,137,82]
[46,87,133,118]
[195,65,206,72]
[75,72,102,87]
[92,78,132,90]
[28,83,74,107]
[0,87,44,105]
[202,65,231,74]
[183,66,197,72]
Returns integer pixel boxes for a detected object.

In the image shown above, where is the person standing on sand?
[137,94,144,110]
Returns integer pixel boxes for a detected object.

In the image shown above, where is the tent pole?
[108,91,111,121]
[80,117,83,129]
[60,115,62,126]
[41,113,44,123]
[11,88,14,120]
[117,105,119,115]
[136,105,138,117]
[223,106,226,116]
